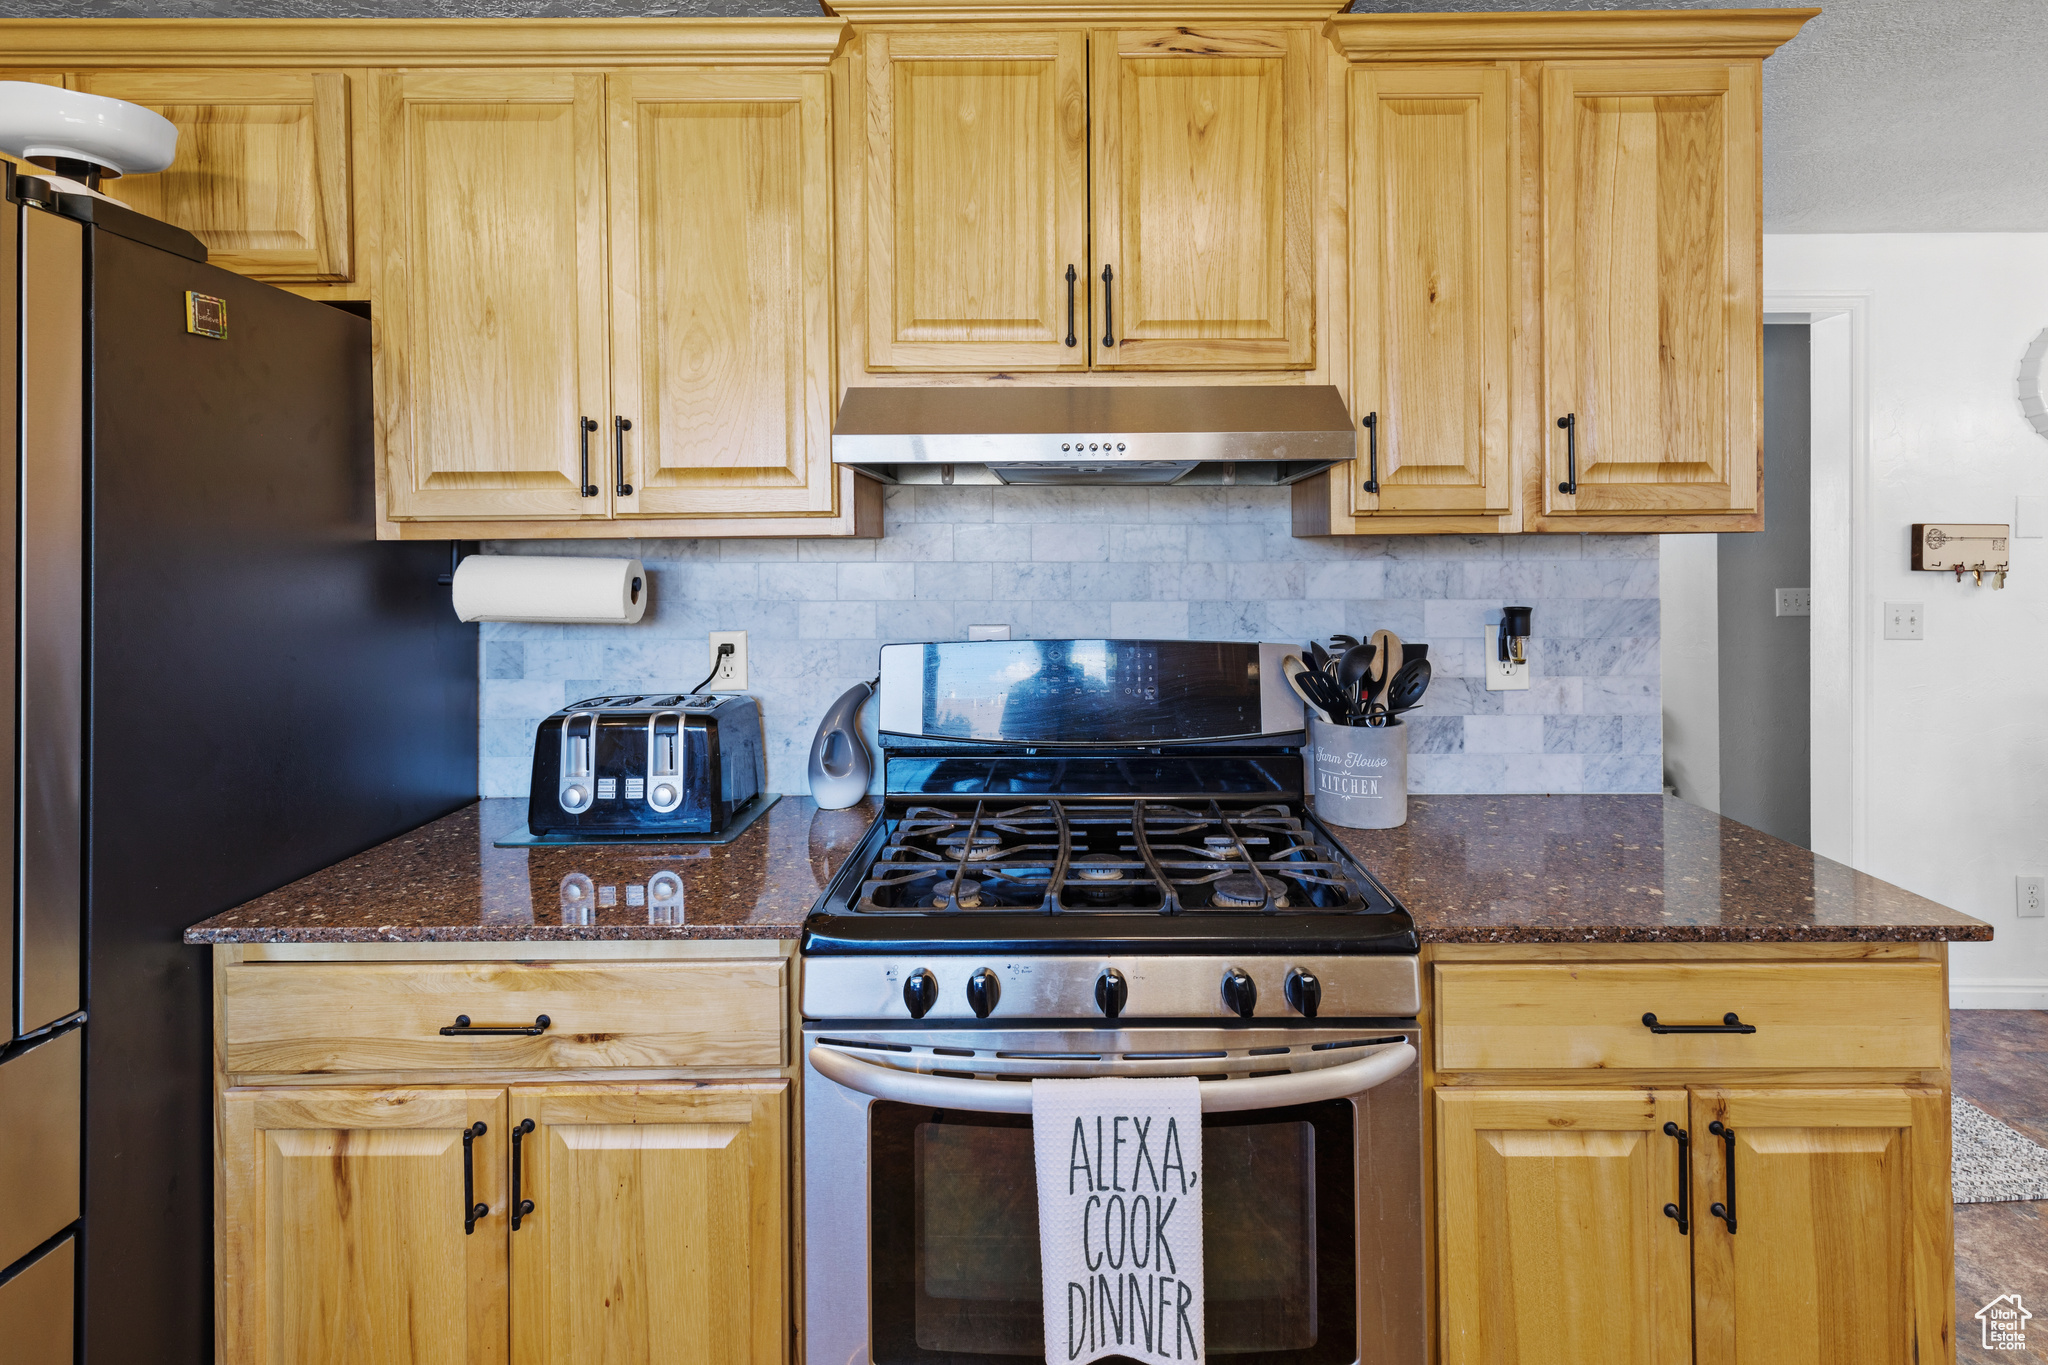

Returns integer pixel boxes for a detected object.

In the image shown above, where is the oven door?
[803,1025,1423,1365]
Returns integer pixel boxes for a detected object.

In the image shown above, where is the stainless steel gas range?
[801,639,1425,1365]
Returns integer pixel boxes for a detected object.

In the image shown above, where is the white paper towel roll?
[450,555,648,624]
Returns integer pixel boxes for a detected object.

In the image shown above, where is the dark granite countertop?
[184,797,878,943]
[186,793,1990,947]
[1331,794,1992,943]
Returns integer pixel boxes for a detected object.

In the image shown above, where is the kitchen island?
[187,795,1989,1365]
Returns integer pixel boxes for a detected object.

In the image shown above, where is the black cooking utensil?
[1379,657,1432,718]
[1336,643,1376,692]
[1308,640,1331,674]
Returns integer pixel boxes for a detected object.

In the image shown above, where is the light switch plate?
[1775,588,1811,617]
[1882,602,1923,640]
[1483,626,1531,691]
[708,631,747,690]
[967,624,1012,641]
[2019,875,2045,919]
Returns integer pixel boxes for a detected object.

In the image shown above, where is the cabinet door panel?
[1690,1088,1950,1365]
[1350,65,1511,518]
[1093,27,1313,370]
[510,1082,787,1365]
[609,69,836,518]
[864,31,1088,371]
[220,1085,508,1365]
[1542,63,1759,517]
[380,70,610,521]
[84,70,352,282]
[1437,1088,1692,1365]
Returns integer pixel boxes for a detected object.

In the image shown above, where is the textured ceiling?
[2,0,2040,230]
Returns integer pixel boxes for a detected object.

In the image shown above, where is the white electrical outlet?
[707,631,747,690]
[1483,626,1531,691]
[1774,587,1811,617]
[1882,602,1924,641]
[2020,876,2046,919]
[967,624,1012,641]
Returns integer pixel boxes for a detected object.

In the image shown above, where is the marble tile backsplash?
[477,485,1660,798]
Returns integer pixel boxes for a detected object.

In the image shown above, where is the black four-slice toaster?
[528,693,764,836]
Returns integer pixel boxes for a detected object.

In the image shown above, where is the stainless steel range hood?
[831,385,1355,486]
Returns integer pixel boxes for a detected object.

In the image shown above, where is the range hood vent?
[831,385,1355,487]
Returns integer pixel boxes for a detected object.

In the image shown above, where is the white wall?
[1659,534,1721,809]
[1767,234,2048,1008]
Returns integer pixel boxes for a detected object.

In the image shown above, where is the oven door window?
[869,1100,1355,1364]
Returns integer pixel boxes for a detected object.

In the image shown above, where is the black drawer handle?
[1661,1121,1690,1234]
[1556,413,1577,494]
[441,1013,552,1037]
[461,1121,488,1234]
[1100,263,1115,348]
[1361,412,1379,493]
[578,417,599,497]
[511,1117,536,1231]
[1641,1012,1755,1035]
[1708,1120,1737,1234]
[614,416,634,497]
[1064,264,1077,347]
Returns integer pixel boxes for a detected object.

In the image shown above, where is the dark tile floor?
[1954,1010,2048,1363]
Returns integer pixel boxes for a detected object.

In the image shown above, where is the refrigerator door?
[0,1234,75,1365]
[0,1028,81,1270]
[18,204,83,1037]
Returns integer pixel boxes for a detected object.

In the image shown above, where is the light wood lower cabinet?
[511,1083,787,1365]
[1438,1084,1948,1365]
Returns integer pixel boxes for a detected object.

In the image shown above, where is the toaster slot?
[646,711,685,814]
[558,711,598,813]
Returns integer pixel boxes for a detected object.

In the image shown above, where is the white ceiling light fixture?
[2022,329,2048,440]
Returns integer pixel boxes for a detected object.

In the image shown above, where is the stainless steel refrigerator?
[0,177,478,1362]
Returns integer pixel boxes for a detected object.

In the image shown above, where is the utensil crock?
[1307,716,1407,829]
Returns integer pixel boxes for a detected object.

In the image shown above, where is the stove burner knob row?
[1094,968,1128,1019]
[903,968,938,1020]
[1221,967,1258,1018]
[966,967,1002,1018]
[1285,969,1322,1019]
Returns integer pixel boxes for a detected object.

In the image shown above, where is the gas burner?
[932,878,983,909]
[937,831,1004,862]
[1071,863,1129,905]
[1211,871,1288,909]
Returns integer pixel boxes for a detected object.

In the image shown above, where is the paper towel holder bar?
[437,541,477,586]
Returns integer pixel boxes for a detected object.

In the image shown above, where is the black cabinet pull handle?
[1661,1121,1690,1234]
[614,417,634,497]
[579,417,599,497]
[1641,1011,1756,1035]
[1556,413,1577,494]
[1361,412,1379,493]
[1064,264,1077,347]
[440,1013,552,1037]
[510,1117,536,1230]
[461,1121,488,1234]
[1708,1120,1737,1233]
[1100,264,1115,348]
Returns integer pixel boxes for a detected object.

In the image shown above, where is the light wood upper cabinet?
[378,70,612,522]
[83,70,354,283]
[1090,27,1313,370]
[609,69,837,518]
[1690,1088,1950,1365]
[509,1081,788,1364]
[219,1085,509,1365]
[1348,64,1512,518]
[1540,62,1760,520]
[863,31,1088,371]
[1437,1087,1694,1365]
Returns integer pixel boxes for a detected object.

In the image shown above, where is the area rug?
[1953,1097,2048,1204]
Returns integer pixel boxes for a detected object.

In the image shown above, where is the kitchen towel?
[450,554,647,624]
[1031,1076,1204,1364]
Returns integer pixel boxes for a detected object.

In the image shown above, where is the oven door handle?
[807,1041,1418,1115]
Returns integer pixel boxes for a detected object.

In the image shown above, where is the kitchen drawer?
[222,960,785,1073]
[1434,962,1946,1072]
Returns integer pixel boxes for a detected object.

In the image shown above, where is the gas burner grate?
[854,797,1373,915]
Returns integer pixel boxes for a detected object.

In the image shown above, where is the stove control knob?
[966,967,1002,1018]
[1221,968,1258,1018]
[903,969,938,1020]
[1284,969,1322,1019]
[1094,968,1129,1019]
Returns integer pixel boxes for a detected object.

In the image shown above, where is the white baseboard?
[1951,980,2048,1011]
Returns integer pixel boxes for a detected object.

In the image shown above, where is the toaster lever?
[558,710,598,814]
[646,710,685,814]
